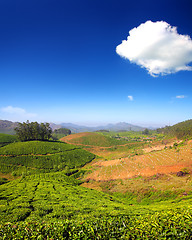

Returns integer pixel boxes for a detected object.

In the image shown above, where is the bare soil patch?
[61,132,94,142]
[85,141,192,181]
[143,140,182,153]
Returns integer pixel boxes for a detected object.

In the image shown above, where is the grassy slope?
[159,119,192,139]
[61,132,129,147]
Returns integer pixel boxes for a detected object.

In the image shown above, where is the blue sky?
[1,0,192,127]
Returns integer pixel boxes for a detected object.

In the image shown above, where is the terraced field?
[0,172,129,223]
[85,142,192,181]
[0,141,95,176]
[1,171,192,239]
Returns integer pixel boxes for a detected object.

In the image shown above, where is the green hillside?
[158,119,192,139]
[0,141,95,176]
[0,133,17,143]
[0,172,128,223]
[0,172,192,239]
[0,133,18,147]
[62,132,128,147]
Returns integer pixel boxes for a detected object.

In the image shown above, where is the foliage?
[15,121,52,141]
[54,128,71,135]
[52,128,72,140]
[64,132,128,147]
[0,133,17,143]
[1,208,192,239]
[0,174,192,239]
[0,177,8,185]
[99,130,164,142]
[0,141,75,155]
[158,119,192,139]
[0,141,95,175]
[142,128,150,135]
[0,133,18,147]
[0,173,129,223]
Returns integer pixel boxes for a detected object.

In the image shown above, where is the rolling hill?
[158,119,192,139]
[0,141,95,176]
[0,133,18,147]
[59,122,145,133]
[60,132,129,147]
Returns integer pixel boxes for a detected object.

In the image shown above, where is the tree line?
[15,121,52,141]
[157,119,192,139]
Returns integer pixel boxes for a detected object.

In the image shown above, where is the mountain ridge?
[58,121,145,133]
[0,119,146,134]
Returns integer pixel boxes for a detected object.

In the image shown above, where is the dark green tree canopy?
[15,121,52,141]
[54,128,71,135]
[142,128,150,135]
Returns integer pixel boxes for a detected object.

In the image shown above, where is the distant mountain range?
[0,120,145,134]
[0,120,19,134]
[51,122,145,133]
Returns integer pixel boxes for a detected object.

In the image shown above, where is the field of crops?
[85,142,192,181]
[0,133,18,147]
[61,132,129,147]
[0,133,192,239]
[0,141,95,176]
[0,173,119,221]
[1,208,192,239]
[0,171,192,239]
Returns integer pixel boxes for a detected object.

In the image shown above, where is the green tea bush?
[0,208,192,239]
[0,133,17,144]
[0,141,95,175]
[0,141,76,156]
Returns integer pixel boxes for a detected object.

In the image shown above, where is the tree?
[15,121,52,141]
[142,128,150,135]
[54,128,71,136]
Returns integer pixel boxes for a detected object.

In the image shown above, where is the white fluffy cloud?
[116,21,192,76]
[1,106,37,120]
[128,95,133,101]
[176,95,186,99]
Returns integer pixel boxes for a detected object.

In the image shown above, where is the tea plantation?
[0,133,17,147]
[0,141,95,175]
[0,138,192,239]
[0,171,192,239]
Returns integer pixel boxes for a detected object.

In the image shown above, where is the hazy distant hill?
[0,120,18,134]
[49,122,63,131]
[0,120,145,134]
[60,122,145,133]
